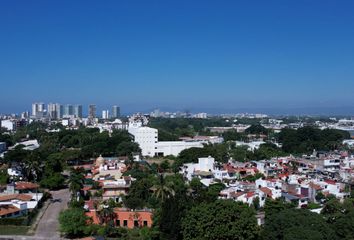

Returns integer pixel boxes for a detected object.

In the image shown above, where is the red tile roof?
[0,205,20,216]
[309,182,322,190]
[259,187,272,197]
[15,182,39,190]
[324,180,336,185]
[0,194,32,202]
[246,192,255,198]
[230,191,245,198]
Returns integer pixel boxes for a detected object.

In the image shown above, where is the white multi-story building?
[128,123,204,157]
[128,126,158,156]
[0,120,16,131]
[47,103,62,119]
[102,110,110,119]
[193,113,207,119]
[31,102,45,118]
[74,105,83,118]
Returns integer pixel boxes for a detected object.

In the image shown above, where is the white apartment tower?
[32,102,45,118]
[102,110,109,119]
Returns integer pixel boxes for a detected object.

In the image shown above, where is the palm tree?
[151,174,175,202]
[23,152,42,182]
[97,201,116,225]
[68,168,85,201]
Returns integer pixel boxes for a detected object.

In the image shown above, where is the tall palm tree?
[151,174,175,202]
[68,168,85,201]
[23,152,42,182]
[97,201,116,225]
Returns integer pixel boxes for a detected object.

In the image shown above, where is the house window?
[143,220,148,227]
[134,220,139,228]
[116,220,120,226]
[123,220,128,227]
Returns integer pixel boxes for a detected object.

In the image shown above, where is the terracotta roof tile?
[0,194,32,202]
[15,182,39,190]
[246,192,255,198]
[0,205,20,216]
[230,191,245,198]
[259,187,273,197]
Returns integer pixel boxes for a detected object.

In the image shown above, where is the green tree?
[116,141,141,157]
[40,173,65,190]
[262,208,335,240]
[181,200,259,240]
[153,174,190,239]
[23,151,42,182]
[245,124,269,135]
[68,168,85,202]
[0,169,9,184]
[222,130,245,141]
[97,201,116,225]
[152,174,175,202]
[123,176,154,209]
[59,208,90,238]
[230,146,249,162]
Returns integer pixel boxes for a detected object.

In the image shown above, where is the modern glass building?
[112,105,120,118]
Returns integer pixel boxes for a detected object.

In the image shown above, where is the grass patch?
[0,225,31,235]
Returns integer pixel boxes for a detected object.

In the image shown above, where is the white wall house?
[181,156,215,181]
[1,120,16,131]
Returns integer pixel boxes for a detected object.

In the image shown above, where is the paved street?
[0,188,70,240]
[35,188,70,239]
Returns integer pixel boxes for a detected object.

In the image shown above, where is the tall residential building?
[48,103,58,119]
[88,105,96,118]
[64,104,74,117]
[74,105,83,118]
[32,102,45,118]
[57,104,64,119]
[112,105,120,118]
[102,110,109,119]
[21,111,30,119]
[47,103,63,119]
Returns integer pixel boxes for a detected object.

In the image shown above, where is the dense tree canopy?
[263,208,336,240]
[59,208,90,237]
[181,200,259,240]
[222,130,246,141]
[245,124,269,135]
[279,127,350,153]
[1,124,141,190]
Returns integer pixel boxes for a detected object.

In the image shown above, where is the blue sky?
[1,1,354,114]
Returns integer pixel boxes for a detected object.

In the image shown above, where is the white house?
[1,120,16,131]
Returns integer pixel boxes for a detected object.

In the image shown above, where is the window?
[134,220,139,228]
[123,220,128,227]
[143,220,148,227]
[116,220,120,226]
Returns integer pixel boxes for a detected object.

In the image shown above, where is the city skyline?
[1,1,354,114]
[3,101,354,116]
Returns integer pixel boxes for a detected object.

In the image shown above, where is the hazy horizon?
[1,1,354,115]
